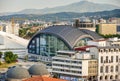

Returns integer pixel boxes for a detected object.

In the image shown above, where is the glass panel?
[28,34,70,56]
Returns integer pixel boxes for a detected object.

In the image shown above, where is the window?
[115,75,118,79]
[111,66,114,72]
[100,76,103,80]
[100,66,103,73]
[105,66,109,73]
[105,76,108,80]
[116,65,118,72]
[111,56,113,63]
[101,56,103,63]
[106,56,108,63]
[116,56,119,62]
[110,75,113,79]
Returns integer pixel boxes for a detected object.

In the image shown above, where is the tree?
[24,55,28,62]
[0,52,3,64]
[53,73,59,78]
[4,51,18,63]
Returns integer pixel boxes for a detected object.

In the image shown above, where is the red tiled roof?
[42,77,67,81]
[74,45,96,51]
[23,76,67,81]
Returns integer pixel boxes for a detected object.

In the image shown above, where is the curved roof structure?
[29,25,102,49]
[28,64,49,76]
[7,67,30,79]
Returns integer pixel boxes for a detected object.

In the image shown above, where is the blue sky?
[0,0,120,13]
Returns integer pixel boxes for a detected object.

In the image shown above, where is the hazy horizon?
[0,0,120,13]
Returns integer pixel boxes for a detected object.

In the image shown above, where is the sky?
[0,0,120,13]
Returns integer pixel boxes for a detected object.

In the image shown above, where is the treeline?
[100,34,120,38]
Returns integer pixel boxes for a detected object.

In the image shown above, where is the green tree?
[4,51,18,63]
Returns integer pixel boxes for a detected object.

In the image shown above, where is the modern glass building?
[27,25,102,62]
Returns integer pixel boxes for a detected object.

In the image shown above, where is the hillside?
[0,9,120,21]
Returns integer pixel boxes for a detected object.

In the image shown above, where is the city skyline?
[0,0,120,13]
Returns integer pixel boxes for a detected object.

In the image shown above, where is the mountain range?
[0,9,120,21]
[0,1,120,16]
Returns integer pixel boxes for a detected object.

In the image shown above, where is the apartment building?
[88,39,120,81]
[97,47,120,81]
[52,50,98,81]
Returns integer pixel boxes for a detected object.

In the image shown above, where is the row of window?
[53,59,82,64]
[53,64,82,69]
[99,48,120,53]
[100,65,119,73]
[101,56,119,63]
[89,65,97,68]
[100,75,118,80]
[53,68,82,74]
[89,61,97,64]
[88,70,97,74]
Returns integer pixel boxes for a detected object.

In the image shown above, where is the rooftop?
[74,45,96,51]
[23,76,67,81]
[29,25,102,49]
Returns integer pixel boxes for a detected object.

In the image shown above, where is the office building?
[52,50,98,81]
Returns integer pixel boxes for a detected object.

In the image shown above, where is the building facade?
[97,47,120,81]
[0,22,19,35]
[88,40,120,81]
[27,25,102,62]
[97,24,117,35]
[74,17,96,31]
[52,50,98,81]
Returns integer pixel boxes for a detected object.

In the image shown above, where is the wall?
[99,24,116,35]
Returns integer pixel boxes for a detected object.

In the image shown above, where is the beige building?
[98,24,117,35]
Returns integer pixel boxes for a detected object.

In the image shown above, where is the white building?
[52,50,98,81]
[0,22,19,35]
[96,47,120,81]
[0,31,29,58]
[87,39,107,47]
[88,39,120,81]
[52,38,120,81]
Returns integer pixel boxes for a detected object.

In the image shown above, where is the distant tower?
[11,17,15,34]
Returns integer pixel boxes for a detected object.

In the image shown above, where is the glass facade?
[117,25,120,32]
[74,37,92,47]
[28,34,69,57]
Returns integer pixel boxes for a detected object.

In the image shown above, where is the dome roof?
[28,25,102,49]
[7,67,30,79]
[28,64,49,76]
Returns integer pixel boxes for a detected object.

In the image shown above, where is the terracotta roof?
[23,76,43,81]
[42,77,67,81]
[23,76,67,81]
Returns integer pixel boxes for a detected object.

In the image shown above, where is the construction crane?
[11,17,26,34]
